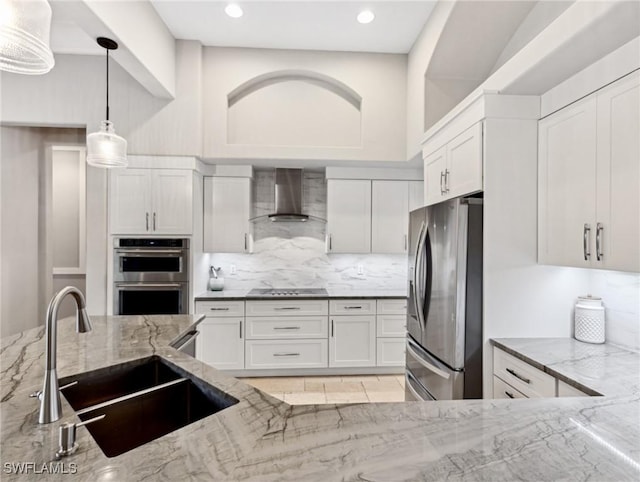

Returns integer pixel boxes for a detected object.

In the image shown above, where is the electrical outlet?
[357,264,364,275]
[230,264,237,275]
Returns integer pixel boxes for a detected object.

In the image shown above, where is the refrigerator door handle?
[416,224,431,333]
[412,221,426,332]
[406,371,436,401]
[406,339,451,380]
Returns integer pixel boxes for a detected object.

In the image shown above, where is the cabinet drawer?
[557,380,590,397]
[246,316,328,339]
[195,300,245,317]
[376,299,407,315]
[376,315,406,337]
[245,340,328,369]
[330,299,376,315]
[493,376,527,400]
[493,348,555,398]
[246,300,328,317]
[376,338,406,367]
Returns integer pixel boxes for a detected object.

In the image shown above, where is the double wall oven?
[113,238,189,315]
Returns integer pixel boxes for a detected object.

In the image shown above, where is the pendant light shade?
[0,0,55,74]
[86,37,127,168]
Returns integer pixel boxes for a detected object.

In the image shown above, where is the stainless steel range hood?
[268,168,309,222]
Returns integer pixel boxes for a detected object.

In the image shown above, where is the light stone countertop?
[194,288,407,301]
[2,319,639,481]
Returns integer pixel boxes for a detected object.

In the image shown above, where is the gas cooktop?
[247,288,328,297]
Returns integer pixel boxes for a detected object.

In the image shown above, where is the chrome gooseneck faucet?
[37,286,92,424]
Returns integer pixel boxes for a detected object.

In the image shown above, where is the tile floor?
[239,375,406,405]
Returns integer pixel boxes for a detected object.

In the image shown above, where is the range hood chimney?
[268,168,309,222]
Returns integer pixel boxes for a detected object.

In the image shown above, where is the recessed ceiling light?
[357,10,375,24]
[225,4,243,18]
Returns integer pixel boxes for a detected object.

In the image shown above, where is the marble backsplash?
[208,169,408,292]
[587,270,640,351]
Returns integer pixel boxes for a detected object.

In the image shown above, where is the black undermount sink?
[60,356,239,458]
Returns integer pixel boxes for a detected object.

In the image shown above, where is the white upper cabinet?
[110,169,193,235]
[371,181,409,254]
[539,72,640,272]
[538,96,598,268]
[595,73,640,272]
[423,123,483,206]
[326,179,371,253]
[408,180,425,212]
[204,177,252,253]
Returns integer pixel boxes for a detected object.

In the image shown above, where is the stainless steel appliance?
[405,198,483,401]
[113,239,189,315]
[247,288,329,298]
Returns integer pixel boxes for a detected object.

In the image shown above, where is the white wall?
[203,47,407,162]
[406,1,455,161]
[0,126,85,337]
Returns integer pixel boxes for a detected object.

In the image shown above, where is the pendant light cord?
[105,48,110,121]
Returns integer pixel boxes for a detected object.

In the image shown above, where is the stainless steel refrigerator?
[405,197,483,401]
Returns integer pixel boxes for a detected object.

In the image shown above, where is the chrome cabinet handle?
[331,319,334,337]
[273,352,300,357]
[596,223,604,261]
[440,171,445,195]
[444,169,450,193]
[583,224,591,261]
[506,368,531,384]
[146,212,149,231]
[153,212,157,231]
[404,234,408,251]
[344,306,362,310]
[328,234,332,251]
[244,233,247,251]
[239,321,242,339]
[505,391,515,399]
[209,307,229,311]
[273,326,301,330]
[275,307,301,311]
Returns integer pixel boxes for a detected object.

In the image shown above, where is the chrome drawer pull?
[210,307,230,311]
[596,223,604,261]
[505,391,515,399]
[273,352,300,357]
[273,326,301,330]
[583,223,591,261]
[344,306,362,309]
[506,368,531,384]
[275,307,301,311]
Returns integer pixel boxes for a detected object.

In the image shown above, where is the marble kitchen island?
[1,316,639,481]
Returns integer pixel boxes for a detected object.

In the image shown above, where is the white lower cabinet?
[196,318,244,370]
[376,338,405,367]
[329,315,376,368]
[195,301,244,370]
[493,346,594,399]
[245,340,328,369]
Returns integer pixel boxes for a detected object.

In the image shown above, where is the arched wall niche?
[226,70,363,148]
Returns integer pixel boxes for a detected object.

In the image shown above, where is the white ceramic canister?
[574,295,605,344]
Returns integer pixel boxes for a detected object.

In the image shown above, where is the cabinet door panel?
[327,180,371,253]
[538,97,597,267]
[196,318,244,370]
[152,170,193,235]
[204,177,251,253]
[445,123,483,198]
[376,338,405,367]
[596,73,640,272]
[423,146,446,206]
[110,169,151,234]
[371,181,409,253]
[329,315,376,367]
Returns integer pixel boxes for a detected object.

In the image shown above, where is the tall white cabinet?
[539,72,640,272]
[203,177,252,253]
[110,168,193,235]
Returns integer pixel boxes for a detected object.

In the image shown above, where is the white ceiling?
[149,1,437,54]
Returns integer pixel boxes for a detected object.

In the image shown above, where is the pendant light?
[86,37,127,168]
[0,0,55,74]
